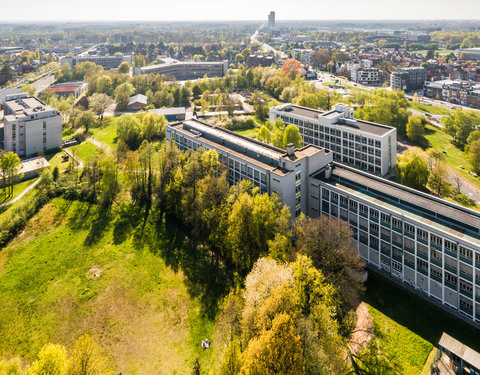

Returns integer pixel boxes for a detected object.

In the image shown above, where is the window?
[392,217,402,229]
[349,200,358,212]
[431,267,442,280]
[445,272,457,287]
[460,280,473,294]
[370,209,379,220]
[417,258,428,272]
[380,213,390,224]
[370,223,379,234]
[340,195,348,206]
[445,240,457,255]
[359,204,368,216]
[392,261,402,272]
[430,234,442,247]
[404,223,415,235]
[322,189,330,199]
[460,246,473,261]
[417,228,428,241]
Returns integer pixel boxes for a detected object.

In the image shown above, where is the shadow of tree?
[111,203,231,318]
[83,205,113,246]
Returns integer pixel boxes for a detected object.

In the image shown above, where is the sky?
[0,0,479,22]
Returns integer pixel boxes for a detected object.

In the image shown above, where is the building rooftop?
[149,107,186,116]
[316,164,480,246]
[128,94,147,106]
[19,156,50,175]
[439,333,480,370]
[169,119,329,175]
[4,95,57,121]
[274,104,395,137]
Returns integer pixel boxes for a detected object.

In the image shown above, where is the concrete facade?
[269,103,396,176]
[2,93,62,157]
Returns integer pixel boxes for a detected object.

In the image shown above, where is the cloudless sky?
[0,0,479,21]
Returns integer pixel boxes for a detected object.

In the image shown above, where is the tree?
[99,156,119,208]
[0,152,21,197]
[396,147,429,190]
[280,59,302,79]
[219,340,241,375]
[66,334,113,375]
[24,344,67,375]
[272,128,284,149]
[283,125,303,149]
[114,82,135,111]
[442,109,480,146]
[240,313,305,375]
[56,62,72,82]
[191,358,201,375]
[412,92,419,103]
[0,357,22,375]
[468,139,480,174]
[406,115,425,143]
[256,125,271,144]
[76,110,96,133]
[117,115,142,150]
[89,93,114,123]
[118,62,130,73]
[297,216,365,312]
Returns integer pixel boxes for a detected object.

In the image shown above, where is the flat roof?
[439,333,480,369]
[20,156,50,174]
[275,105,394,137]
[317,164,480,246]
[169,119,327,174]
[149,107,186,116]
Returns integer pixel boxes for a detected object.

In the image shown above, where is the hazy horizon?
[1,0,479,22]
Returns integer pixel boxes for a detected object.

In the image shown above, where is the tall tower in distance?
[268,11,275,29]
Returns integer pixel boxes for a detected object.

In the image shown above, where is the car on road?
[469,171,478,178]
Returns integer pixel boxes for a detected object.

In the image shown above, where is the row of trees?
[0,152,22,199]
[0,334,112,375]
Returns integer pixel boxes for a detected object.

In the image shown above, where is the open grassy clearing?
[46,150,73,172]
[62,124,76,140]
[365,271,480,374]
[69,141,104,163]
[0,198,216,374]
[409,102,451,115]
[423,124,480,188]
[88,116,119,150]
[414,49,455,57]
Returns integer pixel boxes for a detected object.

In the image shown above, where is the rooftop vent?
[286,143,295,156]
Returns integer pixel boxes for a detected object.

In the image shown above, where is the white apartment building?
[309,163,480,326]
[269,103,397,176]
[60,55,132,70]
[351,66,381,86]
[2,93,62,157]
[166,119,333,217]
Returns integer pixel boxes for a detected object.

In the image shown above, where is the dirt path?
[74,127,113,154]
[348,302,374,355]
[0,178,40,208]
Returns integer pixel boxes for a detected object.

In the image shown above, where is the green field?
[69,142,104,163]
[423,124,480,187]
[88,117,119,150]
[366,272,480,374]
[0,198,215,374]
[0,178,38,205]
[414,49,455,57]
[409,102,451,115]
[62,125,76,140]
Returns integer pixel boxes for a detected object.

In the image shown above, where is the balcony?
[444,280,457,291]
[404,247,415,255]
[404,260,415,270]
[445,249,457,258]
[460,272,473,282]
[444,263,457,274]
[459,304,473,316]
[431,274,442,284]
[418,268,428,277]
[460,256,473,266]
[431,258,442,268]
[460,289,473,299]
[417,252,428,261]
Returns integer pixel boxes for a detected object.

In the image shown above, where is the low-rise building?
[269,103,396,176]
[424,80,480,109]
[43,81,87,99]
[351,66,382,86]
[166,119,333,217]
[2,93,62,157]
[19,156,50,179]
[246,55,276,68]
[149,107,186,122]
[127,94,148,112]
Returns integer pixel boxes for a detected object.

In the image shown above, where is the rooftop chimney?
[286,143,295,156]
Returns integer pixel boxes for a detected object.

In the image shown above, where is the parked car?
[469,171,478,178]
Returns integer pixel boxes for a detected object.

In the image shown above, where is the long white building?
[133,58,228,81]
[309,163,480,326]
[269,103,397,176]
[166,119,333,218]
[2,93,62,157]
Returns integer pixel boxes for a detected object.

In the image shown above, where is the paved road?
[250,27,287,59]
[32,73,55,94]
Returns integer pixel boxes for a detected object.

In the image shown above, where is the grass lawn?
[0,178,38,205]
[62,125,76,140]
[46,150,72,172]
[88,117,119,150]
[409,102,451,115]
[69,142,104,163]
[423,124,480,188]
[365,271,480,374]
[414,49,455,57]
[0,198,216,374]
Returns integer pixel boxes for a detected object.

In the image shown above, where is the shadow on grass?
[365,271,480,351]
[84,205,113,246]
[111,203,230,318]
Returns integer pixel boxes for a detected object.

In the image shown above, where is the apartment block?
[2,93,62,157]
[391,67,427,91]
[166,119,333,217]
[309,163,480,326]
[269,103,396,176]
